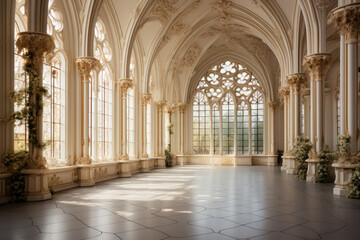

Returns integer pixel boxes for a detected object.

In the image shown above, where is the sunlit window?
[192,92,210,154]
[193,60,264,155]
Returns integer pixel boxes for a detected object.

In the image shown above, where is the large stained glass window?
[192,60,264,155]
[192,92,210,154]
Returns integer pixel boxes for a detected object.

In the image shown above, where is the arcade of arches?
[1,0,360,238]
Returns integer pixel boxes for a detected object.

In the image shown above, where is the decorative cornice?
[303,53,331,80]
[75,57,101,82]
[330,3,360,43]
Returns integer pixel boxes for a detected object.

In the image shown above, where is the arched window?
[43,1,66,166]
[221,93,235,154]
[250,91,264,155]
[237,101,249,154]
[193,60,265,155]
[92,18,113,161]
[127,88,135,157]
[212,103,220,154]
[192,92,210,154]
[97,66,112,159]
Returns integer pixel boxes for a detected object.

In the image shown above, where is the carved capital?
[303,53,331,81]
[286,73,307,94]
[119,78,134,93]
[141,93,152,104]
[76,156,92,165]
[266,101,277,110]
[156,100,167,111]
[165,104,176,114]
[16,32,55,72]
[75,57,100,82]
[330,3,360,43]
[278,86,290,97]
[178,103,187,114]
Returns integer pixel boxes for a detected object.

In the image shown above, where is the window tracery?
[193,60,264,155]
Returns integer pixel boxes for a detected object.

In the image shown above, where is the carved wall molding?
[48,174,63,187]
[94,167,108,178]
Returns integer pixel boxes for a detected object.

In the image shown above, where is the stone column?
[267,101,277,165]
[286,74,307,137]
[178,103,187,155]
[16,32,55,169]
[141,94,151,158]
[119,79,134,160]
[303,54,331,181]
[115,80,121,159]
[75,57,100,165]
[156,101,166,157]
[279,86,290,171]
[330,3,360,195]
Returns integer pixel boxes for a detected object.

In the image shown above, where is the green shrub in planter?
[293,136,312,180]
[315,146,334,183]
[347,167,360,199]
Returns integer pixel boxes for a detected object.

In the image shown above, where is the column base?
[332,162,359,196]
[267,155,277,166]
[281,156,288,171]
[140,159,150,173]
[286,156,296,174]
[77,165,95,187]
[306,159,319,182]
[118,161,132,177]
[22,169,52,201]
[155,157,166,168]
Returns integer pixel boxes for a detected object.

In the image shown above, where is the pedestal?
[77,165,95,187]
[140,159,150,173]
[306,159,319,182]
[267,155,278,166]
[286,156,297,174]
[118,161,132,177]
[281,156,288,171]
[332,163,360,196]
[156,157,166,168]
[21,169,52,201]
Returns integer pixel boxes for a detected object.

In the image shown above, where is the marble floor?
[1,166,360,240]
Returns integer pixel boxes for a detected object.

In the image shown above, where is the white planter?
[332,163,360,196]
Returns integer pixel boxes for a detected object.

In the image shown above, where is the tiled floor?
[1,165,360,240]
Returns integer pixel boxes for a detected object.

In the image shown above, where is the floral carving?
[211,0,232,22]
[330,4,360,43]
[75,57,100,82]
[278,86,290,97]
[149,0,180,23]
[303,53,331,80]
[94,168,108,178]
[48,174,63,187]
[286,73,307,93]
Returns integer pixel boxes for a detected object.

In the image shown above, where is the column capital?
[303,53,331,80]
[119,78,134,92]
[286,73,307,93]
[16,32,55,71]
[75,56,101,82]
[266,101,277,110]
[156,100,167,107]
[165,104,176,114]
[178,103,187,113]
[330,3,360,43]
[141,93,152,104]
[278,86,290,97]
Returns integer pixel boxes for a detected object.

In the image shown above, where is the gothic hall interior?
[1,0,360,239]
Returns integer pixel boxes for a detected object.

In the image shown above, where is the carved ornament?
[303,53,331,80]
[266,101,277,110]
[141,93,152,104]
[16,32,55,73]
[330,3,360,43]
[76,156,92,165]
[178,103,187,113]
[94,168,108,178]
[119,78,134,93]
[48,174,63,187]
[278,86,290,97]
[286,73,307,93]
[75,57,101,82]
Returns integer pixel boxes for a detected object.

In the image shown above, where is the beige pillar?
[16,32,55,169]
[331,4,360,153]
[75,57,100,165]
[119,79,134,160]
[279,86,290,171]
[178,103,187,155]
[266,101,277,155]
[141,94,151,158]
[286,74,307,137]
[155,101,166,157]
[304,54,331,153]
